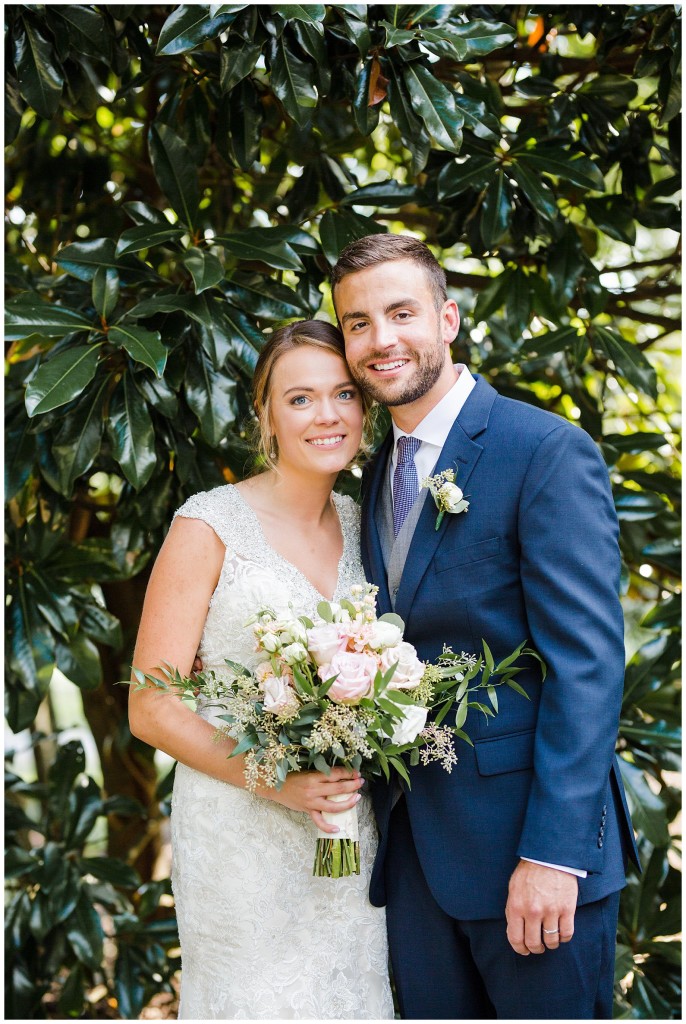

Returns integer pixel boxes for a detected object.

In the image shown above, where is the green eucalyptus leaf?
[25,344,103,418]
[107,375,157,490]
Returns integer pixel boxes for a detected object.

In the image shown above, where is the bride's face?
[268,346,364,475]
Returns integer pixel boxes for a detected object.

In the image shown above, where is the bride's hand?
[264,768,365,833]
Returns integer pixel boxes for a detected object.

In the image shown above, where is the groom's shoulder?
[491,389,580,443]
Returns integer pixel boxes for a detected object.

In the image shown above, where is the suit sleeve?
[515,423,624,873]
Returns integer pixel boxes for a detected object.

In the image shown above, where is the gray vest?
[375,456,429,609]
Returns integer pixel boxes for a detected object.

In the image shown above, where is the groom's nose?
[369,319,399,350]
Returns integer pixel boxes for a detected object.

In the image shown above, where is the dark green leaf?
[219,37,261,92]
[55,634,102,690]
[107,375,157,490]
[79,857,140,888]
[481,171,510,247]
[340,181,418,208]
[92,266,119,320]
[53,6,108,59]
[546,228,586,304]
[156,5,242,56]
[268,36,317,127]
[51,377,107,495]
[217,231,303,271]
[436,155,498,200]
[617,756,670,847]
[55,238,119,282]
[5,296,93,341]
[585,196,637,245]
[386,62,431,175]
[319,209,386,265]
[222,274,310,320]
[278,5,326,26]
[80,604,123,648]
[510,161,559,223]
[65,888,104,970]
[226,78,264,169]
[402,63,463,153]
[519,150,605,191]
[592,325,657,399]
[422,19,515,61]
[25,344,102,418]
[148,123,200,229]
[14,19,64,118]
[110,324,168,377]
[115,224,185,257]
[183,247,225,293]
[185,350,238,446]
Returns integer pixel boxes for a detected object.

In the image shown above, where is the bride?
[128,320,394,1020]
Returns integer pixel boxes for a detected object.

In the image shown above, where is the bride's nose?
[314,397,340,423]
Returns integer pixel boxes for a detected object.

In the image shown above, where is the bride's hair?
[252,319,375,473]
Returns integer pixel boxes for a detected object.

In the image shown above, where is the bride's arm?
[128,516,362,831]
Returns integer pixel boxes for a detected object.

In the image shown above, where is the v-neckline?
[232,485,346,603]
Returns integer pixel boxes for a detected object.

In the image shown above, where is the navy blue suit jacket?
[362,376,639,919]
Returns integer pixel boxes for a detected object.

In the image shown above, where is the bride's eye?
[337,389,357,401]
[291,395,310,406]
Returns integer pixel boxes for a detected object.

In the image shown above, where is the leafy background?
[4,4,681,1019]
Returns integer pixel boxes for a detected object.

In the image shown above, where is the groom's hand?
[505,860,578,955]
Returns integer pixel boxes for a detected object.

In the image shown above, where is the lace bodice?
[169,483,393,1020]
[174,483,364,674]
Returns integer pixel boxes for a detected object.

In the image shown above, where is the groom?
[331,234,639,1020]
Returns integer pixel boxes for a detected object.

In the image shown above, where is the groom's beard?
[348,330,446,407]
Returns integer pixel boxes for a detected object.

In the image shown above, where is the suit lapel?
[394,376,498,625]
[361,431,393,615]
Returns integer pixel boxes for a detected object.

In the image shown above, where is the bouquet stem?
[313,792,360,877]
[313,836,360,877]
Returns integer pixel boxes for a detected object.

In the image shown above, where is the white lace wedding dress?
[170,484,394,1020]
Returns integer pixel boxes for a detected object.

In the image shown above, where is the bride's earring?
[269,436,277,459]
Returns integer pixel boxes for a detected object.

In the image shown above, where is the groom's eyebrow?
[340,298,420,324]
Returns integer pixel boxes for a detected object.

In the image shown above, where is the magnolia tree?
[5,4,681,1018]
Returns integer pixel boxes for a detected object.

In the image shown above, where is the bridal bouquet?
[134,584,543,878]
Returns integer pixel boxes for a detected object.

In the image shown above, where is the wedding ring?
[542,927,559,934]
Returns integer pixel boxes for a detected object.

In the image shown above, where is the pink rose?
[319,651,378,705]
[379,641,425,689]
[261,674,294,712]
[307,623,342,666]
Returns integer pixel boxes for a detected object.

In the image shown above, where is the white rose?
[438,481,469,514]
[328,603,351,624]
[281,642,308,665]
[261,632,281,653]
[277,619,308,645]
[380,641,425,689]
[262,674,294,712]
[307,623,341,666]
[390,704,428,746]
[368,620,403,651]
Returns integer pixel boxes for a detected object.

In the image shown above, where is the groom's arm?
[505,421,625,952]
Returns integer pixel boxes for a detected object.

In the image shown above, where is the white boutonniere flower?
[422,468,469,530]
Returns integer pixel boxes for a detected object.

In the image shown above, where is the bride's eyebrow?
[282,380,356,396]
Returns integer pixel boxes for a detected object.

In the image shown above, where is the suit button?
[602,805,607,814]
[598,838,604,848]
[599,826,605,836]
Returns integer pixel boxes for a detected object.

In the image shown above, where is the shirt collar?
[392,365,476,450]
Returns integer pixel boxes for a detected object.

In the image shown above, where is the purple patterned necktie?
[393,435,422,536]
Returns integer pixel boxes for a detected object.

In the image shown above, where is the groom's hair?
[331,234,447,312]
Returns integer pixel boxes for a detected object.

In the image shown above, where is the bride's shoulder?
[174,483,241,523]
[333,490,362,530]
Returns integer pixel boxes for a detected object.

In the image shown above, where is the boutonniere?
[422,469,469,531]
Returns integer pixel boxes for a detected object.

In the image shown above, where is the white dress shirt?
[388,365,587,881]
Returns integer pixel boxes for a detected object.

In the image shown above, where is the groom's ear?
[441,299,460,343]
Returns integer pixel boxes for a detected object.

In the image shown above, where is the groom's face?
[334,258,459,407]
